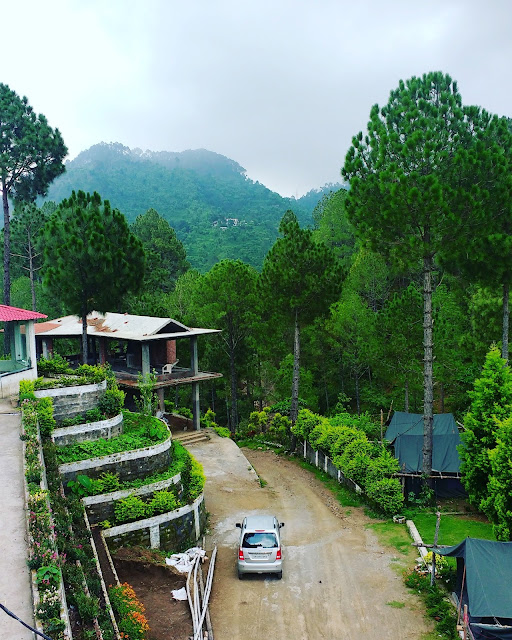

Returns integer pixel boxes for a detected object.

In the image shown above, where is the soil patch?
[113,553,192,640]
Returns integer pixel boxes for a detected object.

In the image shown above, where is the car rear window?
[242,532,278,548]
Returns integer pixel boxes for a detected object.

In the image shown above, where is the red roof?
[0,305,47,322]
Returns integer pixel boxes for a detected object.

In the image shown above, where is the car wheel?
[238,570,243,580]
[277,571,282,580]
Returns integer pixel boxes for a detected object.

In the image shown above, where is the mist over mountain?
[45,143,343,271]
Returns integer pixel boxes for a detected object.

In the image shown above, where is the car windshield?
[242,532,278,548]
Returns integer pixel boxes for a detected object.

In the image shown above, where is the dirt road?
[187,433,430,640]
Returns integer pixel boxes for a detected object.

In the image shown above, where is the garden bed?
[53,412,123,446]
[35,379,107,421]
[103,494,206,552]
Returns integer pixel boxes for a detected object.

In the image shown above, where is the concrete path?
[0,400,35,639]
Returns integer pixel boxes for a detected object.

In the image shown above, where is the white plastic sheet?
[165,547,206,573]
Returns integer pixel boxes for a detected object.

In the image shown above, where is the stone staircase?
[173,429,210,446]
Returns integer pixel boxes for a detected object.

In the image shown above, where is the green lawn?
[412,512,495,546]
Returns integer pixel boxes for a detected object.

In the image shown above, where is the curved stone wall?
[83,472,182,524]
[35,379,107,422]
[59,433,173,486]
[53,413,123,446]
[102,494,206,552]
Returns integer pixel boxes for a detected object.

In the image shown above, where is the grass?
[411,511,495,546]
[366,520,415,559]
[386,600,405,608]
[296,458,364,507]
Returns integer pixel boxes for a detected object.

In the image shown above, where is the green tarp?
[435,538,512,619]
[385,412,461,474]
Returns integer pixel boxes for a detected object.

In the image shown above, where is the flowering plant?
[109,582,150,639]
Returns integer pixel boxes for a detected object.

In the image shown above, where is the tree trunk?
[290,309,301,424]
[404,378,409,412]
[422,255,434,477]
[81,310,89,364]
[2,179,11,354]
[355,372,360,415]
[26,229,37,311]
[289,309,301,452]
[229,336,238,436]
[2,178,10,307]
[502,281,509,362]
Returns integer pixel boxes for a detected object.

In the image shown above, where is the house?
[0,304,47,398]
[35,311,222,429]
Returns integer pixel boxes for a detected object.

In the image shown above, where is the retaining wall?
[83,473,182,524]
[53,413,123,446]
[35,379,107,422]
[103,494,206,552]
[59,433,173,486]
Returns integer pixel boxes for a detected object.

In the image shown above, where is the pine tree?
[42,191,145,363]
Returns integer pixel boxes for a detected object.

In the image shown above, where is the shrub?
[19,379,36,401]
[75,592,100,622]
[202,408,217,428]
[214,426,231,438]
[365,477,404,516]
[114,495,150,524]
[293,409,325,441]
[149,490,177,515]
[97,471,121,493]
[38,354,72,376]
[98,388,125,417]
[36,397,56,437]
[188,458,205,502]
[176,406,193,419]
[85,408,103,422]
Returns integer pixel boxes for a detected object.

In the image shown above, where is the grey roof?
[35,312,220,341]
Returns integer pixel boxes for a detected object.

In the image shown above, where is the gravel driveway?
[187,433,430,640]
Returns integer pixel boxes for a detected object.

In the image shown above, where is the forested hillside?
[44,142,342,271]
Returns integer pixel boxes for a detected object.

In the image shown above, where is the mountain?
[44,142,343,271]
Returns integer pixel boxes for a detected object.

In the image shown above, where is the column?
[141,343,150,377]
[192,382,200,431]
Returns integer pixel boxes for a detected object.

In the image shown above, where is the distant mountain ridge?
[45,142,344,271]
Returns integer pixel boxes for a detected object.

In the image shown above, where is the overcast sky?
[2,0,512,197]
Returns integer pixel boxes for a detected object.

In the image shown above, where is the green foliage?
[134,371,157,416]
[114,495,150,523]
[42,190,145,363]
[36,397,56,437]
[214,426,231,438]
[75,592,100,623]
[19,379,36,401]
[98,388,125,417]
[55,411,169,464]
[108,581,149,639]
[484,415,512,540]
[38,354,72,376]
[148,490,177,515]
[296,408,403,515]
[67,475,95,497]
[460,346,512,510]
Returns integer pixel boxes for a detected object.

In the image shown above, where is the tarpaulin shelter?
[434,538,512,640]
[385,412,465,497]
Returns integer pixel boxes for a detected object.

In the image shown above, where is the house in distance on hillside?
[35,312,222,429]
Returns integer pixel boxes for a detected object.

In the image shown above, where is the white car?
[236,515,284,579]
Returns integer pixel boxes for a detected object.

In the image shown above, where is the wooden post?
[463,604,468,640]
[431,511,441,586]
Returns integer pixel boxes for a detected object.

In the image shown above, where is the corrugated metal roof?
[0,305,47,322]
[36,312,220,341]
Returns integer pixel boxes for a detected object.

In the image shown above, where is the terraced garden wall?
[52,412,123,446]
[102,494,206,552]
[35,379,107,421]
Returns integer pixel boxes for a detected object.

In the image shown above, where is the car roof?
[244,515,277,531]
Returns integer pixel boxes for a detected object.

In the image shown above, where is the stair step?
[173,431,210,445]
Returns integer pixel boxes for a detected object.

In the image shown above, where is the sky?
[2,0,512,197]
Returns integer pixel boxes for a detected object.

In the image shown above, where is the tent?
[385,412,465,497]
[435,538,512,640]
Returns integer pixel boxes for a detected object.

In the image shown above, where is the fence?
[302,441,362,495]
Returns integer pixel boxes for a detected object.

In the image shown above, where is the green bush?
[176,406,192,419]
[75,592,100,622]
[98,388,125,417]
[19,379,36,401]
[188,458,205,502]
[85,408,103,422]
[365,477,404,516]
[214,426,231,437]
[149,490,177,515]
[114,495,150,524]
[37,397,56,437]
[38,354,72,376]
